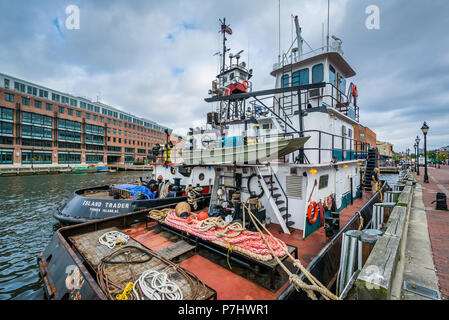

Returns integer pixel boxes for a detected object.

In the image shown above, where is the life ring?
[242,80,250,90]
[307,202,320,225]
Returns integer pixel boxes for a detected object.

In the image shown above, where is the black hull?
[53,185,189,225]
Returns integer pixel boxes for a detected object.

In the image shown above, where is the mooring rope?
[133,269,183,300]
[242,200,340,301]
[148,208,172,221]
[98,231,130,249]
[97,246,207,300]
[185,186,204,210]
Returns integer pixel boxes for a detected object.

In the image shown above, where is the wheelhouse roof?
[270,52,356,78]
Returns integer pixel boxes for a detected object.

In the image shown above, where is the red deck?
[121,194,370,300]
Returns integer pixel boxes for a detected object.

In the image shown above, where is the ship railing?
[255,129,368,165]
[247,82,358,123]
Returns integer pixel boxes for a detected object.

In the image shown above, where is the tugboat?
[54,165,214,225]
[39,15,387,301]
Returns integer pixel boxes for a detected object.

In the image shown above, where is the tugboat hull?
[53,185,188,225]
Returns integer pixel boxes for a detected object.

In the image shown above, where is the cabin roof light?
[310,169,318,174]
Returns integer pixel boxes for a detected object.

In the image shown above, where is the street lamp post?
[415,136,420,175]
[421,122,429,183]
[413,143,417,173]
[406,148,410,168]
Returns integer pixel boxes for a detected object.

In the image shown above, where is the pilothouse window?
[292,68,309,86]
[312,64,324,83]
[281,74,290,88]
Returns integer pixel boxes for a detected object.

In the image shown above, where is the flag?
[221,24,232,35]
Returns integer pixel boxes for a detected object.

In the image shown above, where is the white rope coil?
[133,270,183,300]
[98,231,130,249]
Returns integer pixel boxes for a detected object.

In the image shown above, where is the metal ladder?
[255,166,291,234]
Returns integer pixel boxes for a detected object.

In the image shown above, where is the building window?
[100,117,104,122]
[39,89,48,98]
[22,151,52,164]
[93,115,97,121]
[312,64,324,83]
[113,120,116,126]
[76,111,81,117]
[70,99,77,107]
[86,113,90,119]
[22,97,30,106]
[86,154,104,163]
[52,93,60,102]
[46,103,52,111]
[360,133,365,140]
[4,79,9,89]
[0,121,13,135]
[58,153,81,164]
[15,82,26,93]
[34,100,42,108]
[0,150,13,164]
[59,106,64,114]
[5,93,14,102]
[68,109,73,116]
[1,107,14,120]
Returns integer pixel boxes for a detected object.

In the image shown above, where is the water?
[380,173,400,186]
[0,171,150,300]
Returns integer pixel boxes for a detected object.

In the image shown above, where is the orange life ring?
[307,202,320,225]
[242,80,249,90]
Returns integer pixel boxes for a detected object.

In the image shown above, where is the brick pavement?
[415,165,449,299]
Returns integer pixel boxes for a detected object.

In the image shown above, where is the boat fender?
[318,201,325,227]
[243,80,249,90]
[307,201,320,225]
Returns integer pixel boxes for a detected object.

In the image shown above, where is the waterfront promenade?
[416,165,449,299]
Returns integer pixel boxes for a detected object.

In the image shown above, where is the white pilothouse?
[155,16,367,239]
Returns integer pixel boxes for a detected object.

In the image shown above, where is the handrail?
[270,165,290,227]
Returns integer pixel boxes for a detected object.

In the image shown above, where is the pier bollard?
[338,230,363,295]
[360,229,383,266]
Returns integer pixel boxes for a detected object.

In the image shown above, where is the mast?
[327,0,330,52]
[219,18,230,74]
[294,15,302,59]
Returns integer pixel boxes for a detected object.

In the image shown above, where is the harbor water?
[0,171,151,300]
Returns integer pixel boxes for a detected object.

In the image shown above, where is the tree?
[437,153,447,164]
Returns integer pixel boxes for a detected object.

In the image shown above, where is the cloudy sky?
[1,0,448,152]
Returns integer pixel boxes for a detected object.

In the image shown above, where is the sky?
[0,0,448,152]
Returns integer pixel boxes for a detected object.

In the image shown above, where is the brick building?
[354,124,377,150]
[0,73,172,167]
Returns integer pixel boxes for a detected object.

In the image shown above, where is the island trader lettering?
[82,200,131,209]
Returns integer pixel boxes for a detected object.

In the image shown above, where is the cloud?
[0,0,447,151]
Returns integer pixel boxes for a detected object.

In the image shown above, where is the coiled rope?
[185,186,204,210]
[148,208,172,221]
[97,246,207,300]
[99,231,130,249]
[133,269,183,300]
[159,182,171,199]
[242,200,340,301]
